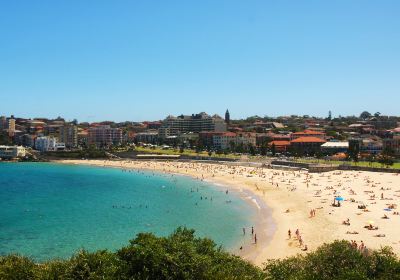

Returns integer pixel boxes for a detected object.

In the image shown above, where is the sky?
[0,1,399,122]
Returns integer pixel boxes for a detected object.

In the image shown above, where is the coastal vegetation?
[2,228,400,279]
[294,158,400,170]
[0,228,263,280]
[44,145,107,159]
[134,146,242,159]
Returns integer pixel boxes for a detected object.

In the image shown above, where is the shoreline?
[52,159,400,267]
[50,160,274,264]
[52,159,312,266]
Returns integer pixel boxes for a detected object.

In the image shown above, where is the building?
[290,136,327,155]
[78,130,89,147]
[361,138,383,155]
[159,112,227,138]
[321,141,349,155]
[256,133,290,146]
[35,136,58,152]
[235,132,257,148]
[199,131,216,149]
[0,145,26,159]
[268,140,291,153]
[350,137,384,156]
[55,142,66,150]
[212,132,236,150]
[0,116,7,131]
[88,125,122,147]
[143,121,162,129]
[45,124,63,136]
[7,117,16,137]
[15,134,36,148]
[291,130,326,140]
[59,124,78,148]
[135,131,159,144]
[178,132,199,148]
[199,131,256,151]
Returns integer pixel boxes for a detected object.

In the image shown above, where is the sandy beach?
[56,159,400,267]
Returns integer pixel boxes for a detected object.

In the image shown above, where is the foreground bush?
[2,232,400,279]
[0,227,263,280]
[264,240,400,280]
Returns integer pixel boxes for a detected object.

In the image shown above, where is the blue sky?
[0,1,399,122]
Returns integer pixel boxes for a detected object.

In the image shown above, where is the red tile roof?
[292,130,325,135]
[269,140,291,146]
[291,137,326,143]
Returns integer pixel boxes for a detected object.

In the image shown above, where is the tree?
[264,240,400,280]
[229,141,236,153]
[378,147,395,168]
[260,142,268,156]
[3,235,400,279]
[0,132,12,145]
[249,144,256,156]
[271,143,276,156]
[360,111,372,120]
[348,140,360,163]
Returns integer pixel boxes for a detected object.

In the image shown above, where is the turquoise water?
[0,162,256,261]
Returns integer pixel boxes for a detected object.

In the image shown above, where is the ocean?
[0,162,257,261]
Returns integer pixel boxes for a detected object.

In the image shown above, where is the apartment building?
[159,112,226,138]
[59,124,78,148]
[35,136,58,152]
[212,132,236,150]
[88,125,122,147]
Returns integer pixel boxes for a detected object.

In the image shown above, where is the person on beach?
[254,234,257,244]
[288,229,291,239]
[243,227,246,235]
[251,226,254,235]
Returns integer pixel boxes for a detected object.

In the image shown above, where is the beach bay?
[0,162,259,261]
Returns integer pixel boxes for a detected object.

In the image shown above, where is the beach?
[56,159,400,267]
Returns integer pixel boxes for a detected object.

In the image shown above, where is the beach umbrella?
[368,220,374,224]
[335,197,344,201]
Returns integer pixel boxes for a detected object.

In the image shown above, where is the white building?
[212,132,236,150]
[321,141,349,155]
[0,146,26,159]
[35,136,57,152]
[235,133,257,147]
